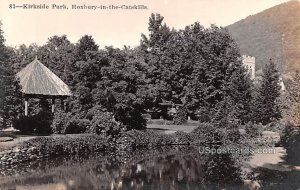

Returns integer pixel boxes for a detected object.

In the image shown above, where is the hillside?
[227,0,300,77]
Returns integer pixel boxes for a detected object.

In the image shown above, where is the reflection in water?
[0,146,246,190]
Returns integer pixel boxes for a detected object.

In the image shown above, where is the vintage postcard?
[0,0,299,189]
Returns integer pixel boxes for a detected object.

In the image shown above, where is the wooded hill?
[227,0,300,77]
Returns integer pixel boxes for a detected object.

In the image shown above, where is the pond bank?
[0,136,35,151]
[0,134,109,166]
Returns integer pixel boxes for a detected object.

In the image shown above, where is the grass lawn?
[146,119,198,133]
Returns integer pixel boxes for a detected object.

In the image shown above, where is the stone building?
[242,55,256,79]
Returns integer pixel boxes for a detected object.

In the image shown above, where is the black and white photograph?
[0,0,300,189]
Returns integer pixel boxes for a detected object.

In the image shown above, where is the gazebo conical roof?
[16,57,71,97]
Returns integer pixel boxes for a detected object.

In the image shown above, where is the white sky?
[0,0,291,48]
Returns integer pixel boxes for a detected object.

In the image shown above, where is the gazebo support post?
[25,97,29,116]
[51,98,55,113]
[61,98,65,111]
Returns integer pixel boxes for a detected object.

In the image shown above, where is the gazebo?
[16,57,72,116]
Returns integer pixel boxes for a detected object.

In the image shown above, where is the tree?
[0,23,23,128]
[76,35,99,61]
[140,15,252,124]
[140,13,177,119]
[38,35,76,85]
[283,73,300,126]
[251,59,281,124]
[92,47,147,130]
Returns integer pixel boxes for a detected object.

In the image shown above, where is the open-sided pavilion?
[16,57,72,116]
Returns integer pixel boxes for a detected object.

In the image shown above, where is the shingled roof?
[16,57,72,97]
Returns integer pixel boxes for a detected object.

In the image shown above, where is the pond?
[0,146,299,190]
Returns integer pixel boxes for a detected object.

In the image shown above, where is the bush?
[173,131,193,144]
[115,108,147,130]
[14,110,53,135]
[86,111,124,141]
[192,123,246,151]
[14,116,35,134]
[52,105,126,136]
[281,123,300,165]
[245,122,263,138]
[173,106,188,125]
[51,111,90,134]
[118,130,175,150]
[21,134,109,156]
[65,116,90,134]
[51,110,70,134]
[191,123,216,145]
[263,121,284,132]
[203,153,242,186]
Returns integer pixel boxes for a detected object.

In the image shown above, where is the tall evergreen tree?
[251,59,281,124]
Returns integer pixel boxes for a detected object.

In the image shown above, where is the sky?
[0,0,292,48]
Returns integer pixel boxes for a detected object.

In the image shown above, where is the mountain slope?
[227,0,300,76]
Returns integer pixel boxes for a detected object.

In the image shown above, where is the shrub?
[86,111,124,141]
[115,108,147,130]
[21,134,109,156]
[192,123,247,153]
[263,121,284,132]
[191,123,216,144]
[51,111,90,134]
[173,131,193,145]
[245,122,263,138]
[34,110,53,134]
[65,116,90,134]
[14,116,35,134]
[14,110,53,135]
[51,110,70,134]
[173,106,188,125]
[281,123,300,165]
[203,153,242,186]
[118,130,175,150]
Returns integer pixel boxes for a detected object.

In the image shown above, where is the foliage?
[244,122,263,138]
[86,108,124,141]
[118,130,178,150]
[51,110,71,134]
[203,153,243,187]
[191,122,255,164]
[92,48,147,130]
[281,123,300,165]
[21,134,108,156]
[173,131,193,144]
[52,105,124,137]
[195,122,242,145]
[283,73,300,126]
[251,59,281,124]
[13,116,34,134]
[173,106,188,125]
[263,121,284,133]
[0,24,23,129]
[64,115,90,134]
[140,14,252,125]
[13,110,53,135]
[2,14,259,139]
